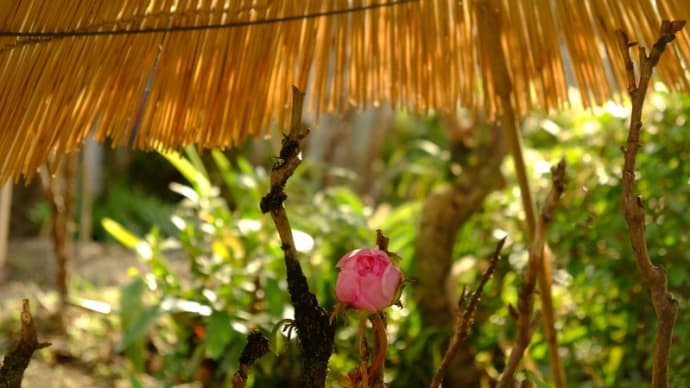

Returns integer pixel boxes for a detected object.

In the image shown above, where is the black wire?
[0,0,418,38]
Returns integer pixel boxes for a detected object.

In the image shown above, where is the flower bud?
[335,248,402,313]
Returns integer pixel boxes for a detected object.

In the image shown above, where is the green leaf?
[270,319,294,355]
[129,376,144,388]
[236,157,254,175]
[184,145,209,178]
[120,305,161,351]
[329,187,365,213]
[559,326,588,344]
[669,267,686,287]
[523,370,550,388]
[212,150,241,201]
[203,311,233,359]
[211,150,234,184]
[160,149,212,195]
[102,218,141,249]
[119,279,156,372]
[406,328,439,362]
[604,346,624,386]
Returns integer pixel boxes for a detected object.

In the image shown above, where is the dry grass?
[0,0,688,181]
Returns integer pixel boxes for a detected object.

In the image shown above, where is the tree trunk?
[415,121,506,386]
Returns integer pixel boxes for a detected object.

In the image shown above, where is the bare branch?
[0,299,51,388]
[497,158,567,388]
[232,331,270,388]
[430,237,506,388]
[617,20,684,388]
[260,86,334,387]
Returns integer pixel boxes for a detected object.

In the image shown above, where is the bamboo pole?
[477,1,566,386]
[79,135,98,244]
[0,181,12,275]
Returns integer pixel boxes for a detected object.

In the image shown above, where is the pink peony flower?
[335,248,402,313]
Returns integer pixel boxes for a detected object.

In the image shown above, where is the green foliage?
[524,90,690,386]
[93,183,177,240]
[106,148,278,384]
[451,89,690,386]
[104,89,690,386]
[105,147,389,385]
[119,278,158,373]
[376,113,451,203]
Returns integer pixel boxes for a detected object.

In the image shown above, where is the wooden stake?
[0,181,12,276]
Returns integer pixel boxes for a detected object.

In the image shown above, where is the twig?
[232,331,270,388]
[260,86,335,388]
[617,20,684,388]
[430,237,506,388]
[0,299,51,388]
[497,158,567,388]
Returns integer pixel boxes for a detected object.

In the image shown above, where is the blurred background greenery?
[1,87,689,387]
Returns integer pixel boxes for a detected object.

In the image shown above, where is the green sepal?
[387,251,403,266]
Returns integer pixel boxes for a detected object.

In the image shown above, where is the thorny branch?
[497,158,567,388]
[0,299,51,388]
[260,86,335,388]
[232,331,270,388]
[429,237,506,388]
[617,20,684,388]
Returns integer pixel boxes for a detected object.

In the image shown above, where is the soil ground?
[0,239,165,388]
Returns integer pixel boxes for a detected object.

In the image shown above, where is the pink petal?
[359,274,390,312]
[336,249,363,270]
[355,255,375,276]
[352,294,379,313]
[335,270,360,304]
[370,255,389,276]
[381,264,402,300]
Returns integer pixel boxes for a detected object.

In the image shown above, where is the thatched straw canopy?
[1,0,689,180]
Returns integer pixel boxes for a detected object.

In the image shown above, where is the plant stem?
[616,21,684,388]
[368,313,387,387]
[430,238,505,388]
[497,160,567,388]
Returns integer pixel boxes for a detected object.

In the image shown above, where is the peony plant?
[332,241,404,387]
[335,248,402,313]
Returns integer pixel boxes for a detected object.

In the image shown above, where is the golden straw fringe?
[0,0,688,181]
